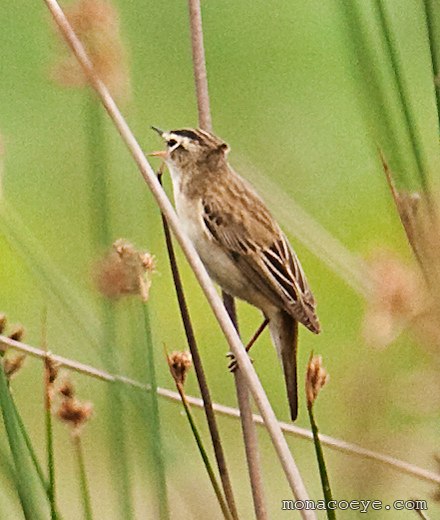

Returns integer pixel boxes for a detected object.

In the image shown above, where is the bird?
[150,127,320,420]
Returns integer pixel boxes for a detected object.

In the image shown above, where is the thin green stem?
[307,404,336,520]
[102,302,135,519]
[42,310,58,520]
[85,90,135,519]
[373,0,430,191]
[85,90,111,249]
[176,383,233,520]
[12,393,63,519]
[423,0,440,133]
[338,2,407,178]
[142,302,169,520]
[11,397,48,491]
[0,202,101,351]
[4,333,440,486]
[0,365,49,519]
[45,406,56,520]
[73,435,93,520]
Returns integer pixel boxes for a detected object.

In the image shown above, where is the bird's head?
[149,127,230,175]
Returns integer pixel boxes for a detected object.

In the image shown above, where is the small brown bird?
[151,127,320,420]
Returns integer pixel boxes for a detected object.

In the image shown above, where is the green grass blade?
[373,0,430,191]
[141,302,169,520]
[178,385,232,520]
[0,201,101,351]
[45,403,57,520]
[12,398,49,491]
[0,365,49,519]
[423,0,440,131]
[73,436,94,520]
[84,90,135,519]
[307,404,336,520]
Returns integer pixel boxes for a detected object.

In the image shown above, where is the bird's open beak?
[151,126,164,136]
[147,150,167,159]
[148,126,167,159]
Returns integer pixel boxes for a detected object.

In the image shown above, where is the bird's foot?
[226,352,253,373]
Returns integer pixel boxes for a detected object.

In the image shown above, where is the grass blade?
[0,365,49,519]
[73,435,94,520]
[141,302,169,519]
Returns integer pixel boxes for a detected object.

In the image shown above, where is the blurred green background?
[1,0,440,518]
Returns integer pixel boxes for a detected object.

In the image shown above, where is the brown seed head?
[362,250,425,348]
[57,397,93,433]
[94,239,155,301]
[167,351,192,386]
[8,325,25,342]
[45,356,60,385]
[58,379,75,399]
[52,0,130,102]
[55,377,92,434]
[306,354,329,408]
[0,314,6,335]
[3,354,26,380]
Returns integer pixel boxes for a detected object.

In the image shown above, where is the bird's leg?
[227,317,270,372]
[245,317,270,353]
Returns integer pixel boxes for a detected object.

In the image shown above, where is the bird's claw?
[226,352,253,373]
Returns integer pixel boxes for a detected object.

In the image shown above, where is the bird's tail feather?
[268,310,298,421]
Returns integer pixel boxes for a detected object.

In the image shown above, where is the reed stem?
[158,172,237,519]
[176,381,232,520]
[307,404,335,520]
[73,435,93,520]
[2,333,440,487]
[142,302,169,519]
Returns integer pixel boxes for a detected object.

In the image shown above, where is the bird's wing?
[201,193,320,333]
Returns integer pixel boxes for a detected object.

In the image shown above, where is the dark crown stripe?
[171,129,204,142]
[171,128,223,148]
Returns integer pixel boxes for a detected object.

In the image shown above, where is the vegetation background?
[0,1,439,518]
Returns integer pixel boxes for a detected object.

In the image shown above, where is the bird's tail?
[268,310,298,421]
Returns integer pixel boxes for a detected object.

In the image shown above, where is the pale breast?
[173,193,274,315]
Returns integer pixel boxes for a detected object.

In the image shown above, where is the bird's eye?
[167,139,177,148]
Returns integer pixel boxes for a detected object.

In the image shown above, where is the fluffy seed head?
[58,379,75,399]
[55,378,92,435]
[45,356,60,386]
[306,354,329,408]
[8,325,25,343]
[362,250,424,348]
[94,239,155,301]
[167,351,192,386]
[3,354,26,380]
[52,0,130,102]
[57,398,93,434]
[0,314,6,335]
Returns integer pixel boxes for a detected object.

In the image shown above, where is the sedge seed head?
[167,351,192,386]
[52,0,130,102]
[94,239,155,301]
[0,314,6,335]
[306,354,329,408]
[54,377,93,434]
[45,356,60,385]
[3,354,26,380]
[57,397,93,433]
[8,325,25,343]
[58,379,76,399]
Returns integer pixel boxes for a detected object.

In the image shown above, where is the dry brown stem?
[2,333,440,485]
